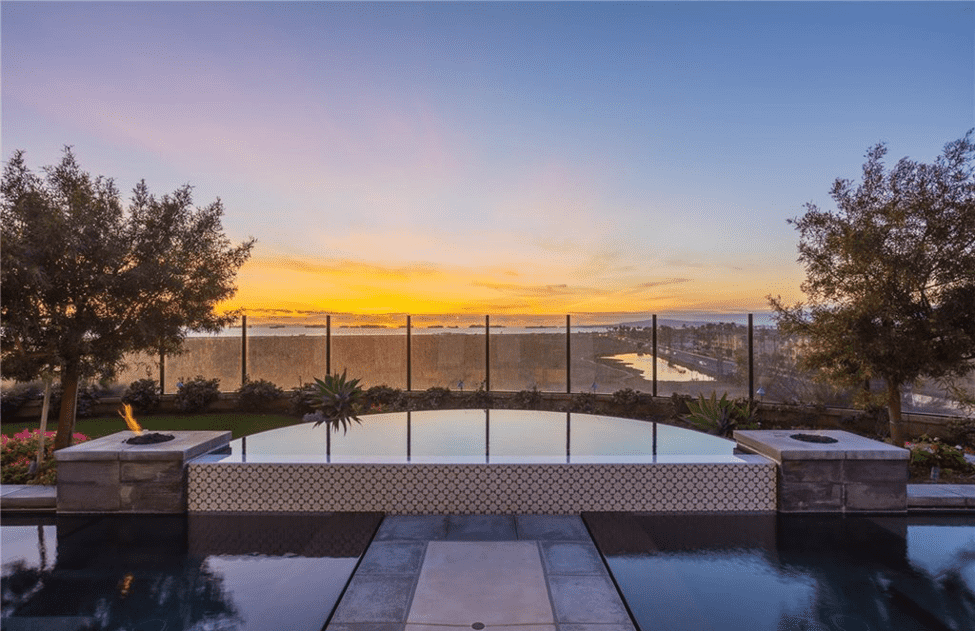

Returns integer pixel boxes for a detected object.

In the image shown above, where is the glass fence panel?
[330,315,407,389]
[489,316,566,392]
[112,350,161,391]
[656,317,749,401]
[905,372,974,417]
[411,315,486,391]
[165,335,242,393]
[576,316,654,395]
[247,334,326,391]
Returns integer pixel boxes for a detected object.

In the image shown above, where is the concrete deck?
[0,484,56,511]
[907,484,975,510]
[326,514,635,631]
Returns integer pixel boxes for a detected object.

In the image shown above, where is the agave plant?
[310,370,364,434]
[683,392,738,437]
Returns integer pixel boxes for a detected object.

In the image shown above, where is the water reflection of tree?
[2,516,242,631]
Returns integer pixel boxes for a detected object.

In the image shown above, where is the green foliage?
[310,370,364,434]
[419,386,452,409]
[461,385,493,409]
[944,418,975,447]
[236,379,284,412]
[1,429,89,484]
[905,436,974,473]
[0,385,40,418]
[611,388,651,408]
[364,385,404,409]
[122,378,161,414]
[567,391,598,413]
[1,147,254,449]
[47,383,104,418]
[512,386,543,410]
[670,392,694,417]
[769,131,975,444]
[175,376,221,413]
[287,383,318,416]
[682,392,756,438]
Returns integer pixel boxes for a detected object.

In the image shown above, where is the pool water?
[1,513,382,631]
[225,409,735,461]
[584,512,975,631]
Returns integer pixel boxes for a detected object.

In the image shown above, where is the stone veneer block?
[56,430,231,513]
[734,429,909,513]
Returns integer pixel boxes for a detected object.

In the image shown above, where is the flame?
[118,573,134,597]
[119,404,143,435]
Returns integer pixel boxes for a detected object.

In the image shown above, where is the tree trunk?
[886,378,908,446]
[54,362,80,450]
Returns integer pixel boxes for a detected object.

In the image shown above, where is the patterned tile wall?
[188,461,776,514]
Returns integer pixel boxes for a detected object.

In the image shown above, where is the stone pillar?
[734,429,909,513]
[55,431,231,513]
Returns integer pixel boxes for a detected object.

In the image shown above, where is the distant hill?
[617,313,776,328]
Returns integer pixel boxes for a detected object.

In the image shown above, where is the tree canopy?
[769,131,975,444]
[1,147,255,449]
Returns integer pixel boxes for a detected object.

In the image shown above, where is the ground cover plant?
[905,436,975,484]
[1,429,89,485]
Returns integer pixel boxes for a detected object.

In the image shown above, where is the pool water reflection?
[220,410,735,462]
[1,513,382,631]
[584,512,975,631]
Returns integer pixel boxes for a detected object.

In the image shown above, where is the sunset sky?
[2,2,973,324]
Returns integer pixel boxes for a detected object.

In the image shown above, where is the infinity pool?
[215,409,737,463]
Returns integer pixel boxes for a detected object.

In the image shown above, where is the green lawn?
[1,412,304,441]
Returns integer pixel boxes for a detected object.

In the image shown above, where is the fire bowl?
[125,432,176,445]
[789,433,839,444]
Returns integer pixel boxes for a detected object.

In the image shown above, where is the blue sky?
[2,1,973,321]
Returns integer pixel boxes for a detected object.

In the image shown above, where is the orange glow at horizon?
[215,252,804,320]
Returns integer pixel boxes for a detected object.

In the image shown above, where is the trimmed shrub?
[612,388,652,408]
[461,386,493,409]
[419,387,452,410]
[364,385,404,411]
[512,387,543,410]
[122,378,161,413]
[237,379,284,412]
[566,391,598,413]
[0,385,40,418]
[175,376,221,413]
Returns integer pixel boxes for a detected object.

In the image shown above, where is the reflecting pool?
[584,512,975,631]
[1,512,382,631]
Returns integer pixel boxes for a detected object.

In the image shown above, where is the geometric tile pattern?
[188,461,776,514]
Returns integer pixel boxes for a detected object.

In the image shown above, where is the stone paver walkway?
[326,515,635,631]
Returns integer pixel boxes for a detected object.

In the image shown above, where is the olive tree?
[1,147,254,449]
[769,131,974,444]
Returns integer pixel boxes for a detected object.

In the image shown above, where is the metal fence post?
[748,313,754,404]
[241,314,248,387]
[326,315,331,376]
[159,349,165,395]
[406,315,412,391]
[485,315,491,392]
[652,314,658,397]
[566,314,571,394]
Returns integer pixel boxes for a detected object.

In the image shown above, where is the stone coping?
[734,429,909,461]
[193,453,757,465]
[0,484,56,510]
[907,484,975,510]
[2,483,973,513]
[54,430,232,462]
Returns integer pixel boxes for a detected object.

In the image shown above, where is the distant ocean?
[188,312,776,337]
